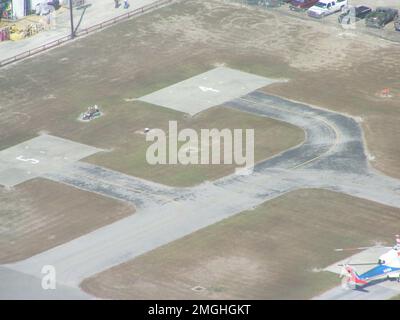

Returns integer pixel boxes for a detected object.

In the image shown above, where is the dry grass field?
[1,0,400,300]
[81,189,400,300]
[0,179,134,263]
[85,105,303,186]
[1,0,400,185]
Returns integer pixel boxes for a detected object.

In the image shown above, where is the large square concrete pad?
[138,67,282,115]
[0,134,102,187]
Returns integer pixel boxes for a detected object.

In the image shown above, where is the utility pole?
[69,0,75,38]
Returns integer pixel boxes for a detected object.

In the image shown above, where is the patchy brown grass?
[0,179,134,263]
[81,189,400,300]
[2,0,399,185]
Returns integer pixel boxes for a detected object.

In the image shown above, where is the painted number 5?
[16,155,40,164]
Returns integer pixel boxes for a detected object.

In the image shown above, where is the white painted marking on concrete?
[199,86,220,93]
[16,156,39,165]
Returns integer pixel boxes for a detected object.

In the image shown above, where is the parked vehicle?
[307,0,348,18]
[289,0,318,11]
[48,1,60,10]
[34,0,60,15]
[395,15,400,31]
[263,0,291,8]
[338,5,371,24]
[365,7,398,29]
[246,0,261,5]
[35,3,54,15]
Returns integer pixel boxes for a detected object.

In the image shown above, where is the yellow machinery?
[8,16,45,41]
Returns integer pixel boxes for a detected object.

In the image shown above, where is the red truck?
[289,0,319,11]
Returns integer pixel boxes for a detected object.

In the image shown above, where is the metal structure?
[81,105,101,121]
[0,0,174,67]
[69,0,74,38]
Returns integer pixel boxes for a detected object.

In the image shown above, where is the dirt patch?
[81,189,400,300]
[0,179,134,263]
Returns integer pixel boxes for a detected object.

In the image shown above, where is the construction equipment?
[81,105,101,121]
[9,19,45,41]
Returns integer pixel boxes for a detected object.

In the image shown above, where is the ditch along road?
[2,91,400,300]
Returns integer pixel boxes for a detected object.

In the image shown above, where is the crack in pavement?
[2,91,400,299]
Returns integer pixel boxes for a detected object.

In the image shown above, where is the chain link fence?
[228,0,290,9]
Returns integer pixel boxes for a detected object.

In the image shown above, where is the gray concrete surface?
[0,267,91,300]
[138,67,283,115]
[45,161,193,209]
[0,134,102,187]
[314,279,400,300]
[325,247,390,276]
[2,89,400,300]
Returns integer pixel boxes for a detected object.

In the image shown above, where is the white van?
[307,0,348,18]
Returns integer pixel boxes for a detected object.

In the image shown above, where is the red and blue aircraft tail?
[344,265,368,286]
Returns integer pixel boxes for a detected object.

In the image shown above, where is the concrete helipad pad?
[0,134,102,187]
[138,67,282,115]
[324,247,400,293]
[325,247,390,275]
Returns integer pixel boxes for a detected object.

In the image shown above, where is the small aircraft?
[336,235,400,288]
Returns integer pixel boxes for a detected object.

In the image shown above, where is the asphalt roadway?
[1,91,400,300]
